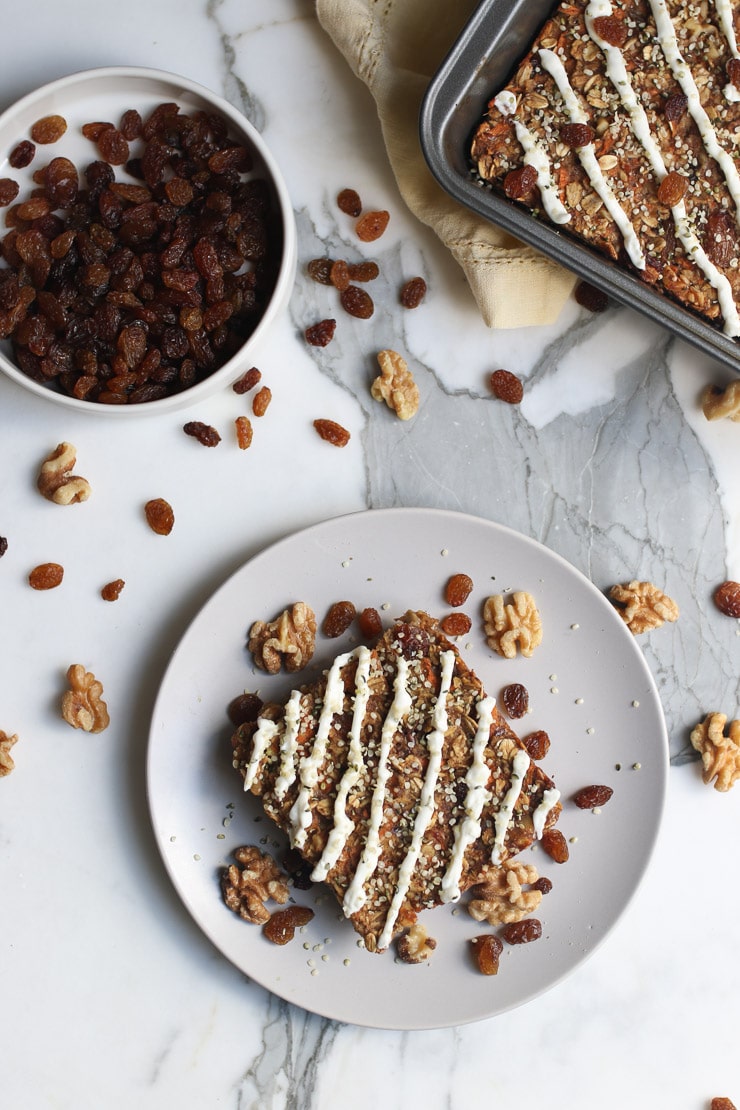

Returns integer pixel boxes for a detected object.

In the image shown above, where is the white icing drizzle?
[532,787,562,840]
[494,90,572,224]
[243,717,278,792]
[646,0,740,214]
[310,647,373,883]
[289,649,354,849]
[273,689,304,800]
[377,651,456,950]
[585,1,740,336]
[490,749,531,865]
[538,48,646,268]
[439,696,496,904]
[711,0,740,100]
[342,656,413,917]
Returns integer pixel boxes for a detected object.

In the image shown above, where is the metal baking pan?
[419,0,740,372]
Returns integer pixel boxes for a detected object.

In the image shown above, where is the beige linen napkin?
[316,0,576,328]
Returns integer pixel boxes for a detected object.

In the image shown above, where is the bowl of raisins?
[0,67,296,413]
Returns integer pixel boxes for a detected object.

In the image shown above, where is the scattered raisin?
[440,612,472,637]
[574,280,609,313]
[663,92,688,121]
[232,367,262,394]
[28,562,64,590]
[573,784,613,809]
[9,140,35,169]
[263,905,314,945]
[657,171,688,207]
[227,692,263,726]
[305,319,337,347]
[471,934,503,975]
[445,573,474,607]
[0,179,19,207]
[313,418,350,446]
[340,285,374,319]
[728,59,740,88]
[703,210,735,267]
[101,578,125,601]
[501,918,542,945]
[347,260,379,282]
[490,368,524,404]
[252,386,272,416]
[395,623,430,659]
[541,828,569,864]
[329,259,351,291]
[591,13,627,46]
[714,580,740,617]
[235,415,253,449]
[560,123,594,148]
[144,497,175,535]
[306,258,334,285]
[337,187,362,217]
[522,729,550,760]
[282,848,314,890]
[503,164,537,200]
[711,1099,737,1110]
[323,600,356,638]
[0,536,7,558]
[358,607,383,639]
[183,421,221,446]
[532,876,553,895]
[400,276,427,308]
[30,114,67,144]
[502,682,529,719]
[355,209,389,242]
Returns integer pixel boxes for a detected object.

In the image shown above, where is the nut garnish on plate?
[483,591,542,658]
[690,712,740,792]
[248,602,317,674]
[61,664,110,733]
[0,730,18,777]
[370,349,419,421]
[701,381,740,422]
[37,442,91,505]
[608,580,679,634]
[396,922,437,964]
[467,859,543,925]
[221,844,290,924]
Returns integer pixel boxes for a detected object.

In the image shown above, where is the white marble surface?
[1,3,739,1108]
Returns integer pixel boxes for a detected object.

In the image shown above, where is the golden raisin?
[591,13,627,46]
[445,573,474,607]
[235,415,253,449]
[30,114,68,144]
[541,828,569,864]
[28,562,64,590]
[144,498,175,536]
[262,905,314,945]
[101,578,125,601]
[314,418,350,446]
[440,612,472,637]
[471,934,503,975]
[252,386,272,417]
[355,209,389,242]
[347,260,379,282]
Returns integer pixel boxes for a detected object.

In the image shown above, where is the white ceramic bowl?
[0,66,296,415]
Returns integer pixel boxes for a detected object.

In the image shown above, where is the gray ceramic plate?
[147,508,668,1029]
[420,0,740,373]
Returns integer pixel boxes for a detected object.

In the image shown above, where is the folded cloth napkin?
[316,0,576,328]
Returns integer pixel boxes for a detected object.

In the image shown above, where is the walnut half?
[0,730,18,777]
[61,664,109,733]
[37,442,92,505]
[221,845,290,924]
[467,859,543,925]
[370,349,419,421]
[701,381,740,422]
[248,602,317,674]
[483,591,542,658]
[690,713,740,792]
[396,923,437,964]
[609,580,679,635]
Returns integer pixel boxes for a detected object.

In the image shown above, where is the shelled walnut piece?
[370,349,419,420]
[37,442,91,504]
[396,923,437,964]
[0,730,18,777]
[609,580,679,634]
[221,845,290,924]
[701,381,740,422]
[690,713,740,792]
[483,591,542,658]
[248,602,317,674]
[467,859,543,925]
[61,664,109,733]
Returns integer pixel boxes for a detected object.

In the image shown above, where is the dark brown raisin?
[657,171,688,206]
[541,828,569,864]
[445,573,474,607]
[329,259,351,291]
[233,366,262,394]
[183,421,221,446]
[358,607,383,639]
[573,784,614,809]
[263,905,314,945]
[522,729,551,760]
[44,157,79,208]
[252,386,272,416]
[591,13,627,46]
[714,580,740,617]
[144,498,175,535]
[560,122,594,147]
[502,682,529,719]
[727,59,740,88]
[347,260,379,282]
[471,934,503,975]
[503,164,537,200]
[227,692,264,726]
[306,258,334,285]
[532,876,553,895]
[703,209,735,267]
[337,187,362,216]
[119,108,143,140]
[323,600,356,638]
[305,318,337,346]
[9,140,35,169]
[400,276,427,308]
[31,114,67,144]
[490,368,524,404]
[663,92,688,121]
[355,210,389,242]
[282,848,314,890]
[0,179,19,207]
[28,562,64,590]
[0,536,7,558]
[313,418,350,446]
[501,918,542,945]
[440,612,472,637]
[340,285,374,319]
[574,280,609,313]
[82,121,114,141]
[101,578,125,601]
[394,623,430,659]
